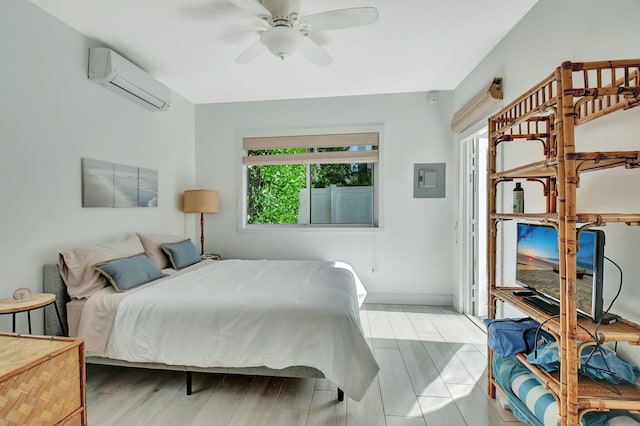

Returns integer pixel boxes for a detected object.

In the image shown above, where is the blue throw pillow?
[161,239,201,269]
[95,254,164,292]
[527,342,640,384]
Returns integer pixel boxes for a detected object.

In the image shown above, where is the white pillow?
[58,236,144,299]
[136,232,186,269]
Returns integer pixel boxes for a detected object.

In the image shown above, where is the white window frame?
[239,125,384,231]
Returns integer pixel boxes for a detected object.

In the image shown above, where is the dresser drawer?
[57,409,84,426]
[0,334,85,426]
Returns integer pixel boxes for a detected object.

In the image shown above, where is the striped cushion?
[494,354,609,426]
[511,373,558,426]
[609,416,640,425]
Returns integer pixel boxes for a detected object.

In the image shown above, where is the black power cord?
[530,257,626,395]
[579,256,625,393]
[531,320,622,396]
[593,256,623,339]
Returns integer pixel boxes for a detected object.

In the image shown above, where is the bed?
[42,240,378,402]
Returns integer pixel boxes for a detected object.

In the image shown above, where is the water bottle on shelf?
[513,182,524,213]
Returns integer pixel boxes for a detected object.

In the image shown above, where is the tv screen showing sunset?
[516,223,597,315]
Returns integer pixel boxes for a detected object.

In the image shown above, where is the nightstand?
[0,293,66,335]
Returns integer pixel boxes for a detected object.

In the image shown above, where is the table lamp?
[183,189,219,255]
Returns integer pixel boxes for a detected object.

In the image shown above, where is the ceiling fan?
[186,0,379,67]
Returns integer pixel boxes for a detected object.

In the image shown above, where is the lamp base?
[199,212,205,255]
[201,253,221,261]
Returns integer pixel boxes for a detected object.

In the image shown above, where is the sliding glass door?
[461,132,488,318]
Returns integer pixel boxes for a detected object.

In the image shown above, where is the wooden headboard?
[43,264,69,336]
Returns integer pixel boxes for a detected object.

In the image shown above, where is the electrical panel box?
[413,163,445,198]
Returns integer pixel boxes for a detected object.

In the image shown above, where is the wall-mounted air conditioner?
[88,47,171,111]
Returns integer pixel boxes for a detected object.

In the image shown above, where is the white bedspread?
[78,259,378,401]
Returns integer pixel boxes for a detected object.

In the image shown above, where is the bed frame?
[42,264,344,401]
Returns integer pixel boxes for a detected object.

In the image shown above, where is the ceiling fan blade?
[179,1,240,17]
[220,27,263,43]
[178,6,269,29]
[298,34,332,67]
[305,30,330,47]
[235,39,265,64]
[226,0,271,17]
[303,7,379,31]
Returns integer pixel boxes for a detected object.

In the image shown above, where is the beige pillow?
[58,236,144,299]
[136,232,185,269]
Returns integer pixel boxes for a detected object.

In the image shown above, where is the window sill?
[239,224,384,233]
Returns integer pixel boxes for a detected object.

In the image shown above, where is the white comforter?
[77,259,378,401]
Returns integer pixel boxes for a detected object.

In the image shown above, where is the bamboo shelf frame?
[492,213,640,225]
[487,59,640,426]
[491,213,559,222]
[491,371,640,426]
[511,354,640,411]
[491,150,640,180]
[493,288,640,344]
[491,73,558,137]
[516,355,640,412]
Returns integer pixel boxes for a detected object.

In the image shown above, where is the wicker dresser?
[0,333,86,426]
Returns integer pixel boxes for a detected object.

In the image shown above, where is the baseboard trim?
[364,293,452,306]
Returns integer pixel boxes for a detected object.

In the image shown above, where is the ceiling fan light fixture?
[260,27,300,60]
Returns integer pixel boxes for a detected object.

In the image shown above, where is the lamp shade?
[183,190,219,214]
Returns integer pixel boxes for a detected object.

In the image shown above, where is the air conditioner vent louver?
[88,47,171,111]
[109,76,168,110]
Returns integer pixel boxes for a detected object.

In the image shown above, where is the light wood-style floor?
[85,304,523,425]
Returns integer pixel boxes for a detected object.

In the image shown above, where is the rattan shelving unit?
[487,59,640,425]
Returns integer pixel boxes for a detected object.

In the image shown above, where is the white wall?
[0,0,196,333]
[195,92,456,304]
[452,0,640,357]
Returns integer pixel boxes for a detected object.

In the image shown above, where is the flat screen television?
[516,223,605,321]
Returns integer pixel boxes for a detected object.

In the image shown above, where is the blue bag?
[484,317,554,357]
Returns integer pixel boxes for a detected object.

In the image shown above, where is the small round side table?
[0,293,66,335]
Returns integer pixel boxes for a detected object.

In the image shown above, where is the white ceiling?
[29,0,538,104]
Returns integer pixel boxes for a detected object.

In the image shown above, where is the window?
[243,133,379,226]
